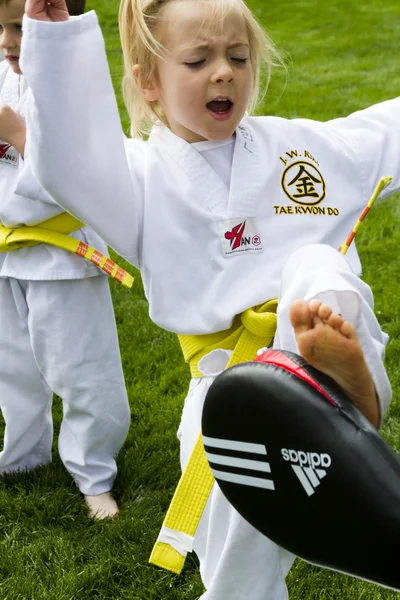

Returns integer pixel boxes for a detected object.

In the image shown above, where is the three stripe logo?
[203,435,275,491]
[291,464,327,497]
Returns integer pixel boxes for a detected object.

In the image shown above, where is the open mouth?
[206,98,233,117]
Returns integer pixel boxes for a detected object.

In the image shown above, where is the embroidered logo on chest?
[0,143,19,168]
[275,149,339,217]
[219,218,263,257]
[282,160,325,205]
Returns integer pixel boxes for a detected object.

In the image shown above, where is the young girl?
[21,0,399,597]
[0,0,131,519]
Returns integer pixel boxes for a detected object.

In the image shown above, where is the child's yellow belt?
[0,212,133,288]
[149,299,278,573]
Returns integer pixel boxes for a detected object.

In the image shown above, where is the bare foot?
[85,492,119,520]
[289,299,379,428]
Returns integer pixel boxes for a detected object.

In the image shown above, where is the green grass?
[1,0,400,598]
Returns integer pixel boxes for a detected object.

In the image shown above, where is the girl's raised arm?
[21,2,141,264]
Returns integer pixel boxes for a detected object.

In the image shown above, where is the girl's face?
[0,0,24,75]
[148,1,253,143]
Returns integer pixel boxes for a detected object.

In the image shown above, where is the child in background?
[22,0,400,597]
[0,0,131,519]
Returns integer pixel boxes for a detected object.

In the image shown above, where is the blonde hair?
[119,0,285,138]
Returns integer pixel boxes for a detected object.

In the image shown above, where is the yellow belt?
[149,299,278,573]
[0,212,134,288]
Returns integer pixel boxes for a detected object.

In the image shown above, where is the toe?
[308,299,322,318]
[290,299,311,335]
[327,312,344,329]
[318,303,333,322]
[339,320,358,340]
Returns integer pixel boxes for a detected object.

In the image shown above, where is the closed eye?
[231,58,248,64]
[185,60,206,69]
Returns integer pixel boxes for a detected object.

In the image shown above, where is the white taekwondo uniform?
[0,60,130,496]
[20,12,400,599]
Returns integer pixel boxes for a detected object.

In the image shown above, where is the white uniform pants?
[178,244,391,600]
[0,275,130,496]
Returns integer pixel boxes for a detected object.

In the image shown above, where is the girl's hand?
[25,0,69,22]
[0,106,26,156]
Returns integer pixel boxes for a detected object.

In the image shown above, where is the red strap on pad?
[254,350,337,407]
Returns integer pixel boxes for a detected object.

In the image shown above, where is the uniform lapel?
[227,121,261,218]
[0,69,27,115]
[150,121,261,217]
[150,125,230,213]
[1,69,19,107]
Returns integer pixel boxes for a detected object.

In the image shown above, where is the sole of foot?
[289,298,379,428]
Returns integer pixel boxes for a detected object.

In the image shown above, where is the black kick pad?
[201,349,400,590]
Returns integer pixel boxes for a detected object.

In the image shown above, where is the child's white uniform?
[20,12,400,599]
[0,60,130,496]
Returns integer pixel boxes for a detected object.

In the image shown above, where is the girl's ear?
[132,65,159,102]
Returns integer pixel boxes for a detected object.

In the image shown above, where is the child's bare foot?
[289,299,379,428]
[85,492,119,520]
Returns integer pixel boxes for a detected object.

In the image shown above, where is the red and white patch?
[219,218,263,257]
[0,142,19,168]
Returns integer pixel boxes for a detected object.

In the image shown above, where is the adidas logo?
[281,448,331,497]
[203,435,275,491]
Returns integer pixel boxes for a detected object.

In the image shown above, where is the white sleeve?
[20,12,141,264]
[326,98,400,202]
[14,143,59,205]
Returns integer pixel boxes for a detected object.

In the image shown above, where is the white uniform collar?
[149,120,262,217]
